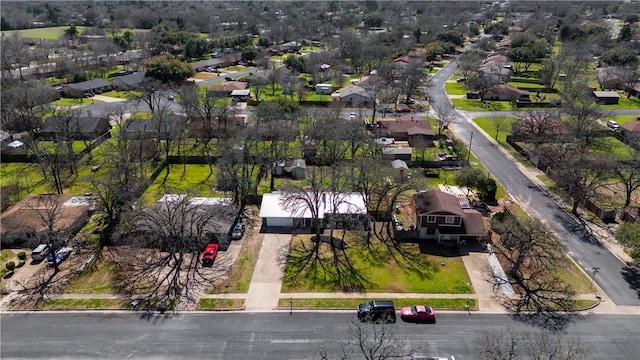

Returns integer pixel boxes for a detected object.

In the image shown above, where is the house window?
[426,215,436,223]
[445,216,455,224]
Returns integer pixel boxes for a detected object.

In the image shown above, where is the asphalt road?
[1,312,638,359]
[428,60,640,306]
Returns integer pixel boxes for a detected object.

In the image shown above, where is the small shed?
[230,89,250,102]
[315,84,332,95]
[273,160,286,177]
[382,147,412,161]
[291,159,306,180]
[592,91,620,105]
[391,159,408,178]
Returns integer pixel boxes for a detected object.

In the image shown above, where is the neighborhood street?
[1,312,638,359]
[427,59,640,307]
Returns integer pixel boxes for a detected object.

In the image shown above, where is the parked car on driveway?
[397,108,411,113]
[46,247,72,267]
[399,97,415,104]
[400,305,436,323]
[201,243,219,266]
[231,222,245,240]
[31,244,50,261]
[606,120,620,130]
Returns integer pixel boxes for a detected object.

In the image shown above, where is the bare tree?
[553,150,614,215]
[611,156,640,207]
[562,85,605,147]
[490,214,576,314]
[476,328,585,360]
[457,49,485,80]
[398,59,427,103]
[513,109,561,148]
[316,318,419,360]
[114,195,237,307]
[492,116,511,140]
[433,102,457,135]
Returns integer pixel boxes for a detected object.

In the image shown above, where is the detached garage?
[259,192,368,229]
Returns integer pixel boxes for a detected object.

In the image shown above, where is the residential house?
[60,78,112,98]
[39,116,111,140]
[479,61,511,83]
[377,116,436,147]
[207,81,248,97]
[334,85,372,106]
[592,91,620,105]
[187,115,245,139]
[150,195,239,250]
[110,72,145,90]
[620,120,640,142]
[483,84,530,102]
[412,189,488,245]
[259,192,368,229]
[124,114,187,139]
[290,159,306,180]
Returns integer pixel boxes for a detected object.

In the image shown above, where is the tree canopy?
[144,54,194,83]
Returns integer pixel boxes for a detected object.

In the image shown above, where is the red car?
[201,243,219,266]
[400,305,436,322]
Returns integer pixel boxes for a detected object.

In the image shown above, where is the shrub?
[6,261,15,272]
[17,252,26,261]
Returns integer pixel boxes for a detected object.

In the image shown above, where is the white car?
[606,120,620,130]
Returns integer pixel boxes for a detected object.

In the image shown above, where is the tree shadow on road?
[621,262,640,299]
[510,312,581,333]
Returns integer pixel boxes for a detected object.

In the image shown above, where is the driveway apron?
[244,233,291,311]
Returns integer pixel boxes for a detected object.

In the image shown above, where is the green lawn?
[606,115,639,124]
[451,99,514,111]
[508,81,546,89]
[282,233,474,294]
[444,82,467,95]
[2,26,88,40]
[473,117,518,144]
[198,298,245,310]
[140,164,219,206]
[51,97,103,106]
[0,162,50,195]
[278,297,477,310]
[101,90,141,99]
[64,261,117,294]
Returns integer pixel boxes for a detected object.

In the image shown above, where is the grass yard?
[451,99,514,111]
[101,90,141,99]
[39,299,125,310]
[282,233,474,294]
[508,81,546,89]
[473,117,518,144]
[444,82,467,95]
[0,162,49,196]
[2,26,88,39]
[141,164,219,206]
[278,297,477,310]
[51,97,103,106]
[198,298,245,310]
[592,136,636,159]
[65,259,116,294]
[606,115,639,124]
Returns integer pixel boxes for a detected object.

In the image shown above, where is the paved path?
[243,233,291,311]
